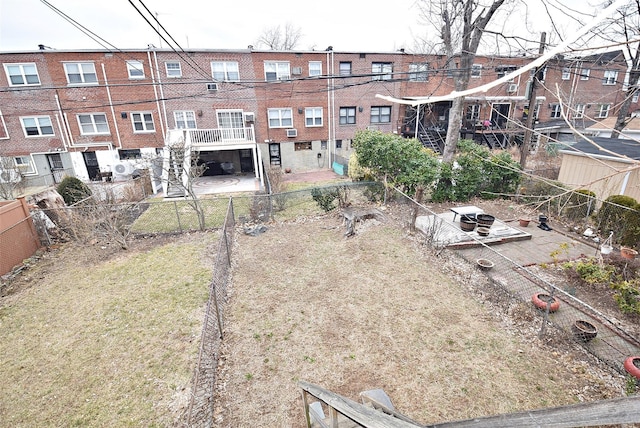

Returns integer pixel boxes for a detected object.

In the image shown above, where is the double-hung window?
[165,61,182,78]
[77,113,109,134]
[305,107,323,127]
[21,116,54,137]
[550,104,562,119]
[267,108,292,128]
[603,70,618,85]
[174,111,196,129]
[339,107,356,125]
[466,105,480,121]
[131,112,155,132]
[64,62,98,84]
[562,67,571,80]
[471,64,482,78]
[372,62,392,80]
[580,68,590,80]
[597,104,610,118]
[370,106,391,123]
[126,60,145,79]
[217,110,244,128]
[409,63,429,81]
[339,62,352,76]
[14,156,35,174]
[309,61,322,77]
[264,61,290,81]
[4,63,40,86]
[574,104,585,119]
[211,61,239,81]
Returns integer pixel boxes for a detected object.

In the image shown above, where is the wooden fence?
[0,198,40,276]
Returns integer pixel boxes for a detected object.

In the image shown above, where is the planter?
[624,356,640,380]
[476,214,495,227]
[477,227,491,237]
[460,215,477,232]
[621,247,638,260]
[531,292,560,312]
[518,218,531,227]
[476,258,494,271]
[284,167,292,173]
[600,244,613,255]
[571,320,598,342]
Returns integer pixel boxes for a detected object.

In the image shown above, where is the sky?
[0,0,599,54]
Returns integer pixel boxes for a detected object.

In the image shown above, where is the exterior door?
[82,151,101,181]
[269,143,281,166]
[490,103,511,129]
[46,153,65,184]
[239,149,254,173]
[217,110,245,139]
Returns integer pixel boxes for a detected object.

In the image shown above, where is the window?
[14,156,35,174]
[264,61,290,81]
[409,63,429,81]
[550,104,562,119]
[211,61,239,81]
[309,61,322,77]
[339,62,352,76]
[77,113,109,135]
[0,110,8,139]
[603,70,618,85]
[131,112,155,132]
[580,68,590,80]
[267,108,292,128]
[574,104,585,119]
[294,142,312,151]
[336,139,342,149]
[633,91,639,103]
[305,107,323,127]
[372,62,392,80]
[465,105,480,121]
[471,64,482,78]
[174,111,196,129]
[4,63,40,86]
[339,107,356,125]
[64,62,98,84]
[496,65,517,81]
[370,106,391,123]
[21,116,54,137]
[562,67,571,80]
[165,61,182,78]
[597,104,610,118]
[126,60,145,79]
[119,149,142,160]
[217,110,244,128]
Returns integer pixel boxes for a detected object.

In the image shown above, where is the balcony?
[166,126,255,149]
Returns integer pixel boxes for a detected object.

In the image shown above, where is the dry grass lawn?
[214,210,626,427]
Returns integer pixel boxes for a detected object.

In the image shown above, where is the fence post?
[173,200,183,232]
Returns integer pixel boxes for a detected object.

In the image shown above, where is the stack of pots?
[475,214,495,237]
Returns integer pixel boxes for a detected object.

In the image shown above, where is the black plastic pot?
[476,214,495,227]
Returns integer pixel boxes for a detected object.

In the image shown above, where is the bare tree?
[255,23,303,50]
[0,156,25,200]
[416,0,510,162]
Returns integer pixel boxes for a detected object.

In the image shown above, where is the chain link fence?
[393,188,640,378]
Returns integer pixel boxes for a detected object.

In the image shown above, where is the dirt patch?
[213,206,629,427]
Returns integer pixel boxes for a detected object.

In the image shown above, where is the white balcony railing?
[166,126,255,148]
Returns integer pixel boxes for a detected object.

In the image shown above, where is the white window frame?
[20,116,54,137]
[77,113,109,135]
[305,107,323,127]
[372,62,392,81]
[14,156,35,174]
[550,104,562,119]
[211,61,239,81]
[597,104,610,118]
[63,62,98,85]
[165,61,182,78]
[603,70,618,85]
[339,107,356,125]
[126,60,145,79]
[580,68,590,80]
[174,111,197,129]
[309,61,322,77]
[465,104,480,121]
[264,61,290,81]
[339,62,352,76]
[409,63,429,81]
[370,106,391,123]
[131,112,155,132]
[267,108,293,128]
[574,104,585,119]
[0,109,8,139]
[217,110,244,128]
[4,63,40,86]
[633,92,640,103]
[562,67,571,80]
[471,64,482,78]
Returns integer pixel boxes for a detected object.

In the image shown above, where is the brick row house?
[0,47,633,196]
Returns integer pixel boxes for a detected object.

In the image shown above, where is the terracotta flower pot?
[531,292,560,312]
[476,258,494,271]
[624,356,640,380]
[621,247,638,260]
[571,320,598,342]
[518,219,531,227]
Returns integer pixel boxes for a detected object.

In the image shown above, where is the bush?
[622,202,640,248]
[596,195,638,244]
[57,176,92,206]
[481,150,522,199]
[311,186,349,212]
[612,280,640,315]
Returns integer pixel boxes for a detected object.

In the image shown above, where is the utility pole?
[520,32,547,169]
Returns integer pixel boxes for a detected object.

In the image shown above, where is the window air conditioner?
[244,112,255,122]
[278,75,291,81]
[286,128,297,137]
[207,82,219,91]
[292,67,302,75]
[507,83,518,93]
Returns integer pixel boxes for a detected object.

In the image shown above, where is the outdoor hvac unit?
[286,128,298,138]
[206,82,219,91]
[244,112,255,122]
[113,162,133,176]
[507,83,518,93]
